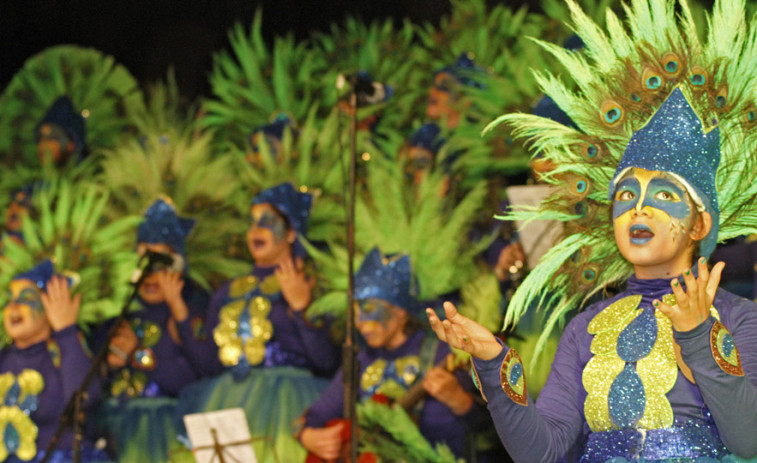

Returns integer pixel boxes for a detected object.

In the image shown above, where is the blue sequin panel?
[608,364,646,428]
[617,308,657,362]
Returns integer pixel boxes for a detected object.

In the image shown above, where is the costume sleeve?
[292,310,340,375]
[303,368,345,428]
[175,282,220,377]
[472,318,586,463]
[673,297,757,458]
[52,325,100,406]
[199,283,230,376]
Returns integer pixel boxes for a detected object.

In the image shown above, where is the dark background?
[0,0,488,99]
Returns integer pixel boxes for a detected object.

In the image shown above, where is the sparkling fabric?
[136,199,195,256]
[710,320,744,376]
[500,348,527,406]
[580,419,729,463]
[608,88,720,256]
[252,183,312,236]
[360,355,420,399]
[354,247,420,316]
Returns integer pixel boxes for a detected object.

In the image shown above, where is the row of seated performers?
[1,182,501,463]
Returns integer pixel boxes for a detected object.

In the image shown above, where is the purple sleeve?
[52,325,100,406]
[674,295,757,458]
[473,318,586,462]
[175,283,220,377]
[303,368,345,428]
[292,310,340,374]
[200,283,230,376]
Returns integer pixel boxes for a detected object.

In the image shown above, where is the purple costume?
[206,264,339,377]
[0,326,102,462]
[304,329,486,458]
[472,275,757,462]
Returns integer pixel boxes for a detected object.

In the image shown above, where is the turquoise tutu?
[97,397,193,463]
[175,366,329,463]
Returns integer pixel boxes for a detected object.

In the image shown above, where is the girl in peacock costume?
[90,198,220,463]
[427,0,757,461]
[0,177,139,463]
[175,182,340,463]
[300,247,488,462]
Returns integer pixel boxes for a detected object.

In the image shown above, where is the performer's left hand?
[654,258,725,332]
[157,270,188,322]
[41,276,80,331]
[276,257,313,311]
[423,366,473,415]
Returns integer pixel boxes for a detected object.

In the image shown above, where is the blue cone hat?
[354,247,420,316]
[36,96,88,158]
[435,53,486,90]
[252,183,312,237]
[137,199,195,256]
[608,87,720,257]
[409,123,445,156]
[13,259,55,292]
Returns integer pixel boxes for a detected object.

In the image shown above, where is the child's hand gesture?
[426,301,503,361]
[40,276,80,332]
[654,258,725,332]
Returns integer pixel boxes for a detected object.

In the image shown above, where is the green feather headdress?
[0,175,141,332]
[0,45,144,166]
[487,0,757,361]
[98,80,249,289]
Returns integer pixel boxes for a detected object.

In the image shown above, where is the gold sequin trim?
[500,348,527,406]
[710,320,743,376]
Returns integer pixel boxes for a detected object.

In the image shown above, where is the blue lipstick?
[629,224,654,245]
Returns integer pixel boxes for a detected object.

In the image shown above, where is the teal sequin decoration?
[4,425,19,454]
[608,364,646,428]
[617,308,656,361]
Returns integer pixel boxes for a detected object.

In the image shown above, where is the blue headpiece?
[36,96,88,158]
[608,88,720,257]
[252,183,312,237]
[409,123,445,156]
[354,247,420,316]
[250,114,296,153]
[13,260,55,292]
[434,53,486,90]
[10,184,35,209]
[137,199,196,256]
[352,70,393,105]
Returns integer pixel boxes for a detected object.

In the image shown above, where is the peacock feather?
[0,174,141,334]
[486,0,757,362]
[0,45,144,166]
[98,78,249,289]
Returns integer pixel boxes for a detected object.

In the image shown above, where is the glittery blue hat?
[353,70,394,104]
[608,88,720,257]
[252,183,312,237]
[12,259,55,292]
[409,123,445,156]
[137,199,196,256]
[354,247,420,316]
[249,114,296,153]
[434,53,486,90]
[35,96,88,157]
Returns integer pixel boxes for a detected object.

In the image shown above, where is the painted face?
[36,123,75,166]
[4,279,50,348]
[136,242,174,305]
[355,298,407,349]
[405,146,434,185]
[613,168,697,276]
[5,191,30,233]
[246,203,293,266]
[426,73,461,129]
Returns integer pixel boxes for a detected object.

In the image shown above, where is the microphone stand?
[341,74,360,462]
[40,254,163,463]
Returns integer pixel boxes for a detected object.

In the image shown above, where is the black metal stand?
[40,253,165,463]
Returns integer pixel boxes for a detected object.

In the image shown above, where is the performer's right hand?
[427,301,503,361]
[108,321,138,368]
[300,422,345,461]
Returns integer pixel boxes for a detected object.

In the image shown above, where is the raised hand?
[156,270,188,322]
[654,258,725,332]
[276,257,313,311]
[422,366,473,415]
[426,301,502,361]
[40,276,80,332]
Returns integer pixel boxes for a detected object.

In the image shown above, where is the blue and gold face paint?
[9,284,44,319]
[357,298,395,328]
[250,209,288,242]
[613,169,693,244]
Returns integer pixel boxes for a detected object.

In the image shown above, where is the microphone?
[130,250,185,284]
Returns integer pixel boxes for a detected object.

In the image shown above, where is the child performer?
[428,0,757,460]
[299,247,486,461]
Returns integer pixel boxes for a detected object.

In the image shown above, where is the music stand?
[184,408,256,463]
